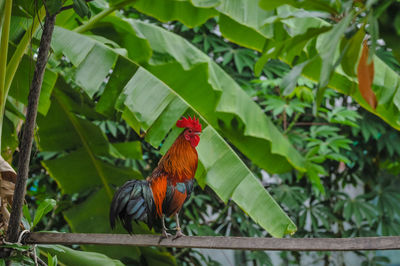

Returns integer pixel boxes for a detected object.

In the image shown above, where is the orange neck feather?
[157,133,198,184]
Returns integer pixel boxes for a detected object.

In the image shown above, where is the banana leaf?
[48,24,297,236]
[131,0,400,130]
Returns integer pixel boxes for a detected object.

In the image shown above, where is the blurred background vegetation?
[2,0,400,265]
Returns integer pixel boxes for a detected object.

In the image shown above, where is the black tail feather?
[110,180,155,233]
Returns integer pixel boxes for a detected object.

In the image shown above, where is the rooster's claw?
[173,228,185,240]
[162,229,171,238]
[158,230,171,243]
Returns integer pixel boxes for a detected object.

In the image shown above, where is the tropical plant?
[165,15,400,264]
[1,0,400,265]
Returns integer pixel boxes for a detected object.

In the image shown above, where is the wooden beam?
[25,233,400,251]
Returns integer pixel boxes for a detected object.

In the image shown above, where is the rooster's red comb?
[176,115,202,132]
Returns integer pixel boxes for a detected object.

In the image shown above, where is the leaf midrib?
[132,69,297,235]
[54,89,113,199]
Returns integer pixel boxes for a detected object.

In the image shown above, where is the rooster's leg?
[173,213,185,239]
[161,215,171,238]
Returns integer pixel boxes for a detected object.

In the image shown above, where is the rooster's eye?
[188,129,192,133]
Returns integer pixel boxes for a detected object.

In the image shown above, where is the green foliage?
[72,0,91,18]
[147,0,400,131]
[149,11,398,264]
[44,0,62,15]
[2,0,400,265]
[47,253,57,266]
[173,14,399,264]
[0,243,34,265]
[133,0,217,27]
[40,15,299,238]
[42,245,125,266]
[32,199,56,229]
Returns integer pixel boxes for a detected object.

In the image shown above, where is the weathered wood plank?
[25,233,400,251]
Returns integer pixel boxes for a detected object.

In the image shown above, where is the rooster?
[110,115,202,238]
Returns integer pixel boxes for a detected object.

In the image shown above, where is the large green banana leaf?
[4,8,175,265]
[116,67,296,235]
[41,245,125,266]
[37,82,175,264]
[4,2,174,265]
[48,24,297,236]
[82,14,307,174]
[219,1,400,130]
[134,0,217,27]
[130,0,400,131]
[36,83,145,261]
[42,244,175,266]
[5,44,57,116]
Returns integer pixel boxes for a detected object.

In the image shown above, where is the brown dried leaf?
[2,181,15,199]
[0,156,16,201]
[0,155,16,231]
[0,157,16,183]
[0,204,11,231]
[357,41,377,109]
